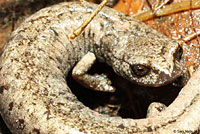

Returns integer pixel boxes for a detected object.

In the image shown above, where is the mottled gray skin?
[1,1,199,134]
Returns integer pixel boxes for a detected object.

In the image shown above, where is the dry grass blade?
[69,0,109,40]
[134,0,200,21]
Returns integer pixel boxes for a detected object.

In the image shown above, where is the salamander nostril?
[174,46,183,61]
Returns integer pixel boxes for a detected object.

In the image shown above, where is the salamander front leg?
[72,52,116,92]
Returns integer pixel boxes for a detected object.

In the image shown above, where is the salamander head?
[110,36,184,87]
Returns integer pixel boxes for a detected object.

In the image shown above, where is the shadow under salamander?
[67,62,182,119]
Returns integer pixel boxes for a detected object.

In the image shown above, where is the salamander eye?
[174,46,183,61]
[131,64,150,77]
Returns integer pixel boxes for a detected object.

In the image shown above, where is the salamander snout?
[111,39,184,87]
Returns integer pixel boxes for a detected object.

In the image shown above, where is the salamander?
[1,1,199,134]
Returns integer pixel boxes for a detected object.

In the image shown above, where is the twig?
[133,0,200,21]
[69,0,109,40]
